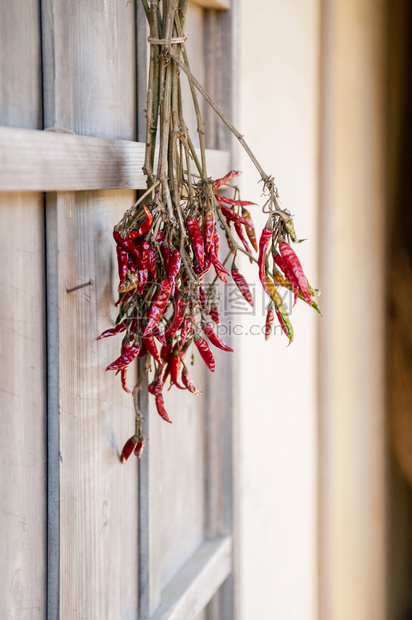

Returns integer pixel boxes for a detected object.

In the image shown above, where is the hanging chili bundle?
[98,0,321,464]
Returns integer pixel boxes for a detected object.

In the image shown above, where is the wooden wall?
[0,2,236,619]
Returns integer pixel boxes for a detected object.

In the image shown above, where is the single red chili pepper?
[264,306,275,341]
[143,335,162,365]
[168,352,185,390]
[97,320,127,340]
[180,317,193,346]
[113,230,142,265]
[199,286,207,307]
[165,297,185,339]
[120,367,131,393]
[168,249,181,291]
[155,393,172,423]
[203,209,215,255]
[186,216,205,269]
[143,279,172,336]
[258,226,272,294]
[217,202,252,227]
[193,256,212,277]
[210,232,229,282]
[203,323,233,352]
[148,244,157,281]
[127,256,137,274]
[214,194,255,208]
[194,337,215,372]
[116,246,128,287]
[161,243,170,273]
[137,341,147,358]
[209,305,221,326]
[134,438,145,458]
[273,253,298,306]
[148,374,164,395]
[152,324,166,345]
[212,169,241,190]
[120,435,140,463]
[234,221,253,257]
[241,208,258,252]
[278,241,311,305]
[116,289,135,307]
[128,205,153,239]
[161,340,173,363]
[182,365,202,395]
[106,342,140,371]
[231,265,253,306]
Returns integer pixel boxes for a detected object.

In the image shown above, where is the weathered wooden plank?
[139,359,207,617]
[0,192,46,619]
[147,537,232,620]
[0,1,42,128]
[48,190,140,619]
[42,0,136,140]
[0,127,230,191]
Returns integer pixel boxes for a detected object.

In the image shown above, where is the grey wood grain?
[47,191,140,619]
[0,127,230,191]
[147,537,232,620]
[0,192,46,619]
[0,1,42,128]
[42,0,136,140]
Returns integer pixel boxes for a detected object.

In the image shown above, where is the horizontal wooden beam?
[0,126,230,192]
[147,536,232,620]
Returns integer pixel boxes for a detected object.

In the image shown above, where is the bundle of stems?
[100,0,320,461]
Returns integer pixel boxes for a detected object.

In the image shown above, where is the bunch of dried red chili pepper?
[98,0,320,463]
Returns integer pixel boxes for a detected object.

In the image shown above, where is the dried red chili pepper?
[120,367,131,393]
[148,374,164,395]
[231,264,253,306]
[164,297,185,339]
[120,435,140,463]
[128,205,153,239]
[217,202,253,228]
[234,221,253,257]
[194,337,215,372]
[143,335,162,365]
[180,317,193,346]
[258,226,272,294]
[148,244,157,280]
[186,216,205,269]
[265,277,294,343]
[182,365,202,395]
[209,305,221,326]
[168,351,185,390]
[96,320,127,340]
[278,241,311,305]
[199,286,207,307]
[152,324,167,345]
[203,209,215,255]
[155,393,172,423]
[193,256,212,277]
[214,194,254,208]
[210,232,229,282]
[203,323,233,352]
[212,169,241,190]
[161,243,170,273]
[115,289,135,307]
[264,306,275,341]
[168,249,182,293]
[105,342,140,371]
[113,230,142,265]
[134,438,145,458]
[116,246,128,288]
[161,340,173,363]
[273,253,298,306]
[143,279,172,336]
[241,208,258,252]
